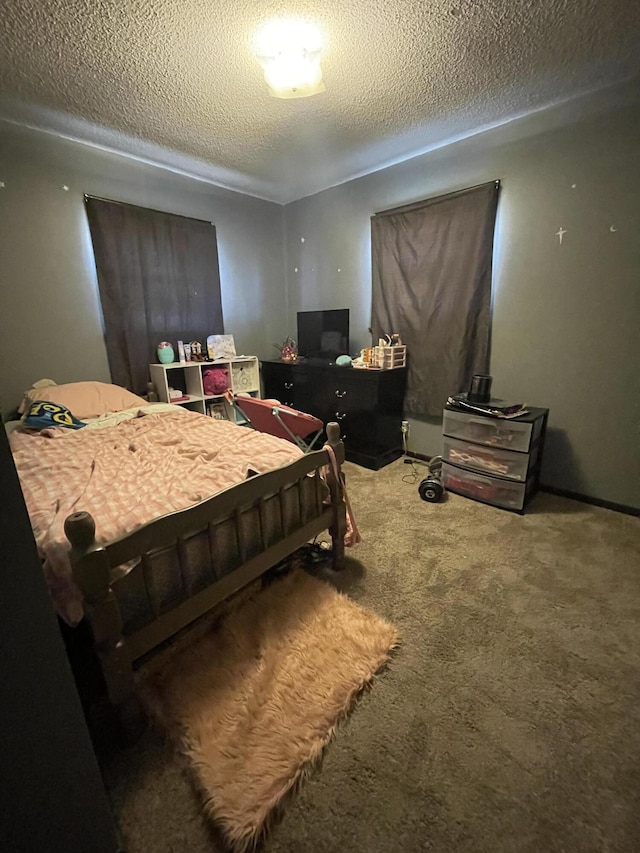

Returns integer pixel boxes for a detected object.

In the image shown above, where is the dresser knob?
[335,412,346,420]
[335,389,347,398]
[284,382,293,390]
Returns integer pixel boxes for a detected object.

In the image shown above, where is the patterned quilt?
[10,407,302,625]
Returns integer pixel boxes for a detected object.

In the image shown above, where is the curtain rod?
[374,179,500,217]
[84,194,215,226]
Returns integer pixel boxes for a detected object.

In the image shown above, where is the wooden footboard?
[63,423,346,734]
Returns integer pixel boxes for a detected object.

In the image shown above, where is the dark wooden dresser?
[261,360,407,469]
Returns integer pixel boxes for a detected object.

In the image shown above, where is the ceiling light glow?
[254,19,325,99]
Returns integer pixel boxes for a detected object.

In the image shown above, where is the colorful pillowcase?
[23,401,86,431]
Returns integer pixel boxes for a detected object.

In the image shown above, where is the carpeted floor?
[101,459,640,853]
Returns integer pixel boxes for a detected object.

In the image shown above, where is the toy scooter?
[418,455,445,503]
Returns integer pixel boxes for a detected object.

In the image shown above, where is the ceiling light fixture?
[254,19,325,99]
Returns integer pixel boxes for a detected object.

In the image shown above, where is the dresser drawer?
[442,462,533,511]
[443,409,539,452]
[262,361,406,468]
[262,364,310,410]
[443,436,535,481]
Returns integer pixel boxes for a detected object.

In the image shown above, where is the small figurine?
[189,340,206,361]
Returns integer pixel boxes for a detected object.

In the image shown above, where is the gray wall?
[1,90,638,508]
[283,95,640,509]
[0,122,286,417]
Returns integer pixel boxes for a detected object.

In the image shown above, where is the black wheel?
[418,478,444,503]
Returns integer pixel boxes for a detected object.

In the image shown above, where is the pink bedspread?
[11,409,303,625]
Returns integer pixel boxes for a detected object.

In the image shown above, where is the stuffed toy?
[202,367,230,396]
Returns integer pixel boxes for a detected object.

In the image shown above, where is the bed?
[10,383,347,738]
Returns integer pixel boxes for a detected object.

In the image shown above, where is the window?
[85,197,224,394]
[371,181,499,416]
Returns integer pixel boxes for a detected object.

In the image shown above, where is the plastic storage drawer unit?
[442,462,535,512]
[441,405,549,513]
[443,436,537,482]
[442,408,542,452]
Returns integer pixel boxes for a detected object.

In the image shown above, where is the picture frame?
[207,334,236,361]
[206,400,229,420]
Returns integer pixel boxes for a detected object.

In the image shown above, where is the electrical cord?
[400,429,429,484]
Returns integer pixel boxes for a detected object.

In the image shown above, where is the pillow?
[20,381,149,420]
[23,401,86,431]
[17,378,57,413]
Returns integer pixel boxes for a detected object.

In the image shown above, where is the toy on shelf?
[156,341,175,364]
[189,340,206,361]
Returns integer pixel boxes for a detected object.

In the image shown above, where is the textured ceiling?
[1,0,639,203]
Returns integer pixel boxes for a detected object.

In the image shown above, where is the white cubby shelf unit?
[149,357,260,423]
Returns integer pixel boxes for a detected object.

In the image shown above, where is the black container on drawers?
[262,360,407,470]
[441,405,549,513]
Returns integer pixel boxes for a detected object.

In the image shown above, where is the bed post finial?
[64,511,96,553]
[64,511,110,599]
[64,510,145,743]
[325,421,341,446]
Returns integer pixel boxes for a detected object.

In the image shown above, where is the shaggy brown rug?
[140,568,399,852]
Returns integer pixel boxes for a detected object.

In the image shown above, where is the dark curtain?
[85,197,224,395]
[371,181,499,416]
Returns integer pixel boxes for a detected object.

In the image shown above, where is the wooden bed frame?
[63,422,346,739]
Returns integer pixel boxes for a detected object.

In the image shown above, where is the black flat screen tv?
[297,309,349,360]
